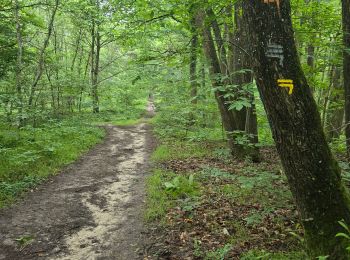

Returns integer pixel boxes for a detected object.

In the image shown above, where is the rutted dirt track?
[0,118,155,259]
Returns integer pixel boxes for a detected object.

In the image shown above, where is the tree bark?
[243,0,350,257]
[343,0,350,159]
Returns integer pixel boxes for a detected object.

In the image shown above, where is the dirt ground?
[0,110,156,259]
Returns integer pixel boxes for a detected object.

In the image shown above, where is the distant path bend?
[0,116,155,260]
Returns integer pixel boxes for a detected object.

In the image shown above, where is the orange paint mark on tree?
[262,0,281,16]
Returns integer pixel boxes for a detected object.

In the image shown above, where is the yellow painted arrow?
[277,79,294,95]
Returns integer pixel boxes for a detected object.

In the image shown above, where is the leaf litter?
[144,146,304,259]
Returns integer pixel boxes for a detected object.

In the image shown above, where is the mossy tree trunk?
[243,0,350,258]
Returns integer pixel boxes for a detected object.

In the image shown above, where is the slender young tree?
[29,0,59,107]
[14,0,23,126]
[189,6,199,105]
[243,0,350,257]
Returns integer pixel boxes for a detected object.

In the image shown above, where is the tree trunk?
[189,9,199,105]
[243,0,350,258]
[326,66,344,140]
[195,10,240,153]
[92,28,100,113]
[231,3,260,161]
[14,0,23,126]
[28,0,59,107]
[343,0,350,159]
[307,45,315,68]
[321,65,335,129]
[71,28,82,72]
[90,18,100,114]
[224,5,247,132]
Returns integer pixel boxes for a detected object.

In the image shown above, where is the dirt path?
[0,116,155,259]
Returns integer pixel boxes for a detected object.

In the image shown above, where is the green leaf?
[335,233,350,239]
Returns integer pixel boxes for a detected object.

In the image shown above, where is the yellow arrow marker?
[277,79,294,95]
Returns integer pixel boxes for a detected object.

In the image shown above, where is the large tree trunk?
[343,0,350,159]
[243,0,350,258]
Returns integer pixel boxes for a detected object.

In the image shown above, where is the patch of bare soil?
[0,119,155,259]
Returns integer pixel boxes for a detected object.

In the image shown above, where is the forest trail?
[0,104,156,260]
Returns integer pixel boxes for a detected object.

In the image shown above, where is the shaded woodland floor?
[143,144,307,259]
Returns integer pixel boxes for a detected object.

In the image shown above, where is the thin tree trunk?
[28,0,59,107]
[243,0,350,257]
[326,66,344,140]
[91,25,100,113]
[195,10,239,154]
[321,65,335,129]
[71,28,82,72]
[189,9,199,105]
[45,66,56,112]
[14,0,23,126]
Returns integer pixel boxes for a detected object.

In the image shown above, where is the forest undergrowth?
[144,101,350,259]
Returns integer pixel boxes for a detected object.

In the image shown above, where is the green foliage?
[145,169,201,220]
[145,169,171,220]
[338,161,350,184]
[204,244,232,260]
[200,167,235,180]
[335,220,350,252]
[15,235,34,249]
[240,249,307,260]
[163,174,200,198]
[151,141,212,162]
[0,119,105,207]
[330,135,347,154]
[152,102,222,142]
[0,176,41,205]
